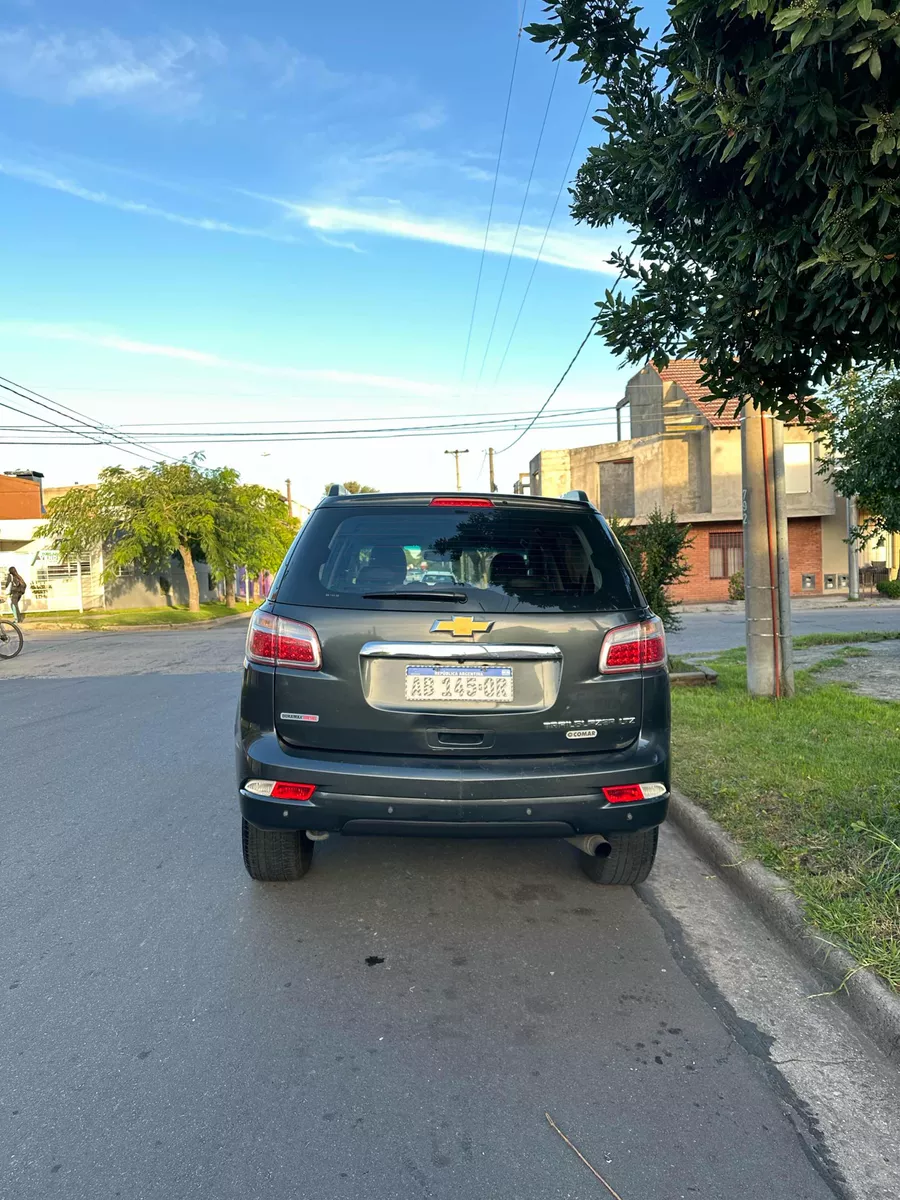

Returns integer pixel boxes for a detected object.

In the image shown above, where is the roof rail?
[327,483,349,496]
[560,489,590,502]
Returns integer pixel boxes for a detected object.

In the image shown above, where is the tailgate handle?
[428,730,494,749]
[438,732,484,746]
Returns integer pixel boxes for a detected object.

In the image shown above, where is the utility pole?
[285,478,293,518]
[445,448,469,491]
[847,496,860,600]
[488,447,498,493]
[741,410,794,698]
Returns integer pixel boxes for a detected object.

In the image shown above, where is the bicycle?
[0,614,23,659]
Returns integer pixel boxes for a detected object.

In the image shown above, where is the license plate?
[405,664,514,702]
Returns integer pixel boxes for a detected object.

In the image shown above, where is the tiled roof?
[656,359,742,428]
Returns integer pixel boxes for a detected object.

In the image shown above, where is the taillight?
[430,497,494,507]
[271,782,316,801]
[599,616,667,673]
[245,611,322,670]
[603,782,667,803]
[243,779,317,802]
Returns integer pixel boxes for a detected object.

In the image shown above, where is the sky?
[0,0,662,511]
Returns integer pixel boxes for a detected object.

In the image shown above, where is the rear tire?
[579,827,659,886]
[241,819,315,881]
[0,619,23,659]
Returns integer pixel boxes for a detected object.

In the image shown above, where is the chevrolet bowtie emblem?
[431,616,494,638]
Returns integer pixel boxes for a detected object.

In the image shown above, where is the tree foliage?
[528,1,900,420]
[818,368,900,540]
[324,481,379,494]
[38,460,298,612]
[611,507,694,629]
[205,475,298,605]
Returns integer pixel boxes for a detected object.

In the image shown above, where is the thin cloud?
[264,198,621,274]
[0,161,300,242]
[0,28,213,113]
[0,26,418,119]
[0,322,456,397]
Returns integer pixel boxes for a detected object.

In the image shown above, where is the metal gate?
[33,553,102,612]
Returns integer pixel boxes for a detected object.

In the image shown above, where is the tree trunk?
[225,572,236,608]
[179,544,201,613]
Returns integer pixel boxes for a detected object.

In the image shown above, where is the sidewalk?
[13,603,256,631]
[680,594,900,614]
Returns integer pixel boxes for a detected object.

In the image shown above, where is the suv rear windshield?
[276,503,642,613]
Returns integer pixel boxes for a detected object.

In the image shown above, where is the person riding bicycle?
[2,565,26,622]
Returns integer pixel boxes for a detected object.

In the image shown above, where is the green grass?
[668,655,699,674]
[23,602,256,629]
[793,630,900,648]
[672,654,900,990]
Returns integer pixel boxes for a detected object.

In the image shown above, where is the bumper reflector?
[603,782,667,804]
[244,780,317,803]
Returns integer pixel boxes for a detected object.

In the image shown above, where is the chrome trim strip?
[359,641,563,662]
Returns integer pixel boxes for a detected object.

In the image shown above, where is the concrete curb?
[679,598,900,614]
[23,613,253,634]
[668,787,900,1063]
[670,665,718,687]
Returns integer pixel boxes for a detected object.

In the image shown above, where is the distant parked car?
[237,491,670,885]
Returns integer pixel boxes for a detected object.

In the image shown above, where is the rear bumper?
[237,731,669,837]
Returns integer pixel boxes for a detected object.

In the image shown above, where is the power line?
[0,391,160,465]
[475,54,562,385]
[0,375,174,462]
[493,85,596,384]
[0,412,619,447]
[0,394,106,448]
[0,406,615,439]
[0,402,610,431]
[494,317,600,455]
[459,0,528,384]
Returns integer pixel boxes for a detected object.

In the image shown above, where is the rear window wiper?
[363,590,469,603]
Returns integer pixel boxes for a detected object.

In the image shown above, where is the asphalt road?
[669,604,900,654]
[3,626,898,1199]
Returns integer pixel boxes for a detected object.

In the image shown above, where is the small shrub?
[158,576,171,595]
[876,578,900,599]
[610,508,694,631]
[728,569,745,601]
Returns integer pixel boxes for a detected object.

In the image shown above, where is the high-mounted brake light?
[599,616,667,673]
[245,611,322,670]
[243,779,317,803]
[603,782,667,804]
[430,497,494,507]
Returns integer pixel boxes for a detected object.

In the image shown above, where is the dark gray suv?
[236,491,670,884]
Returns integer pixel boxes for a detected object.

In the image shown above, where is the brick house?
[528,360,872,602]
[0,469,44,518]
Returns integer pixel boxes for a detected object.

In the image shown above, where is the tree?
[527,2,900,420]
[610,508,694,629]
[818,369,900,547]
[323,481,379,494]
[37,461,217,612]
[206,476,299,607]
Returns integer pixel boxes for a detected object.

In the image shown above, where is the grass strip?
[672,653,900,990]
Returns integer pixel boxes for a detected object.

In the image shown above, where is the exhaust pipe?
[305,831,330,841]
[567,833,612,858]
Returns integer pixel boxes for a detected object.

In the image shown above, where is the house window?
[784,443,812,494]
[709,532,743,579]
[40,559,91,578]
